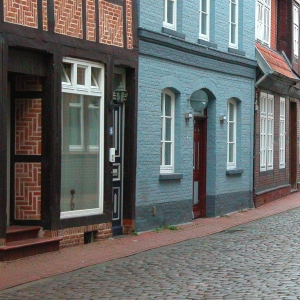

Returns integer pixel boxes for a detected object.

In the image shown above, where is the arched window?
[160,89,175,173]
[227,99,237,169]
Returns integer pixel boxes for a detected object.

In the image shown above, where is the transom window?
[61,58,104,218]
[163,0,177,30]
[279,97,286,168]
[160,89,175,173]
[294,5,299,57]
[199,0,210,41]
[256,0,271,46]
[227,99,237,169]
[229,0,238,48]
[260,92,274,171]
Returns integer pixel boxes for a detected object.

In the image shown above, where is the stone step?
[0,236,63,261]
[6,225,41,243]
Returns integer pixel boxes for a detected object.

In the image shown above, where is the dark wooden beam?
[0,37,8,237]
[122,67,137,221]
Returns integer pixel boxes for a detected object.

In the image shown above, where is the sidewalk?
[1,192,300,291]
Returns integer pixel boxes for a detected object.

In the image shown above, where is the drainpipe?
[255,73,271,87]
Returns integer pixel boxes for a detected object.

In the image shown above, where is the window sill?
[159,173,183,181]
[162,27,186,39]
[226,168,244,176]
[228,47,246,56]
[198,39,217,49]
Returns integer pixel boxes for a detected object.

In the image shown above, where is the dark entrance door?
[10,74,44,225]
[290,101,297,190]
[193,117,207,218]
[112,103,124,235]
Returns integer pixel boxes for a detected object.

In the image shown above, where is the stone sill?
[159,173,183,181]
[226,168,244,176]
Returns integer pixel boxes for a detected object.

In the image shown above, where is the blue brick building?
[136,0,257,231]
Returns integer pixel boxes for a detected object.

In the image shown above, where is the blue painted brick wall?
[136,0,256,231]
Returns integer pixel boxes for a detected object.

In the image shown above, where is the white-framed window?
[229,0,238,48]
[260,92,274,171]
[294,5,299,57]
[160,89,175,173]
[279,97,286,168]
[256,0,271,46]
[61,58,104,218]
[199,0,210,41]
[163,0,177,30]
[227,99,237,169]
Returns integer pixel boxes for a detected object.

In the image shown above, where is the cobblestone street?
[2,207,300,299]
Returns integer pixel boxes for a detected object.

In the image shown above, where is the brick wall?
[270,0,278,50]
[253,90,293,206]
[3,0,134,49]
[4,0,38,28]
[45,223,112,248]
[99,0,123,47]
[54,0,83,39]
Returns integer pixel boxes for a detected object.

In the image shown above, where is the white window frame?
[160,89,175,174]
[260,92,274,171]
[279,97,286,168]
[294,4,299,57]
[199,0,210,41]
[255,0,271,46]
[227,99,237,169]
[61,58,105,219]
[163,0,177,31]
[229,0,238,49]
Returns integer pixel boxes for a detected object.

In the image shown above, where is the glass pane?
[229,143,234,162]
[201,0,207,12]
[165,142,171,165]
[231,3,236,23]
[61,94,100,212]
[165,94,172,116]
[231,24,236,44]
[229,123,234,142]
[91,68,100,87]
[88,96,100,148]
[167,0,174,24]
[165,118,172,141]
[160,142,163,165]
[77,67,86,85]
[62,63,71,83]
[229,103,234,121]
[201,14,207,35]
[70,107,81,145]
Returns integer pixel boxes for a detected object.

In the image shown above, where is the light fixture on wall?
[219,114,227,122]
[110,85,128,110]
[188,89,208,112]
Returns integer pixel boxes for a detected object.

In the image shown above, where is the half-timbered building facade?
[0,0,138,260]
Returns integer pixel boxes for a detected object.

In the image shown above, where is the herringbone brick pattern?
[4,0,38,28]
[99,0,123,47]
[15,99,42,155]
[54,0,83,38]
[15,163,41,220]
[86,0,96,41]
[126,0,133,49]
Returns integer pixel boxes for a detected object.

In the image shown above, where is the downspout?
[255,73,272,87]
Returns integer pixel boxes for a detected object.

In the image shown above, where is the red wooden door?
[193,117,207,218]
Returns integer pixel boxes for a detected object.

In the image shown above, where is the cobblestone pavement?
[2,208,300,299]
